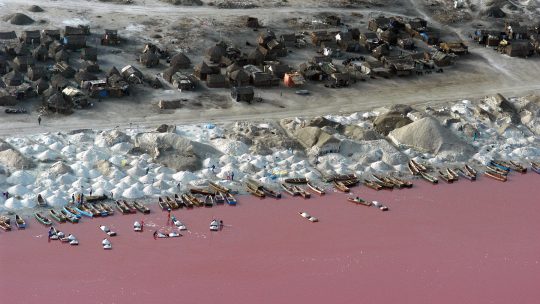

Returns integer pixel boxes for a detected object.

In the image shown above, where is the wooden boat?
[262,187,282,199]
[189,187,214,196]
[64,206,82,219]
[115,200,131,214]
[333,181,350,192]
[174,194,187,208]
[464,164,477,177]
[408,161,420,175]
[15,214,26,229]
[284,177,308,184]
[181,194,195,208]
[363,179,383,191]
[457,168,476,181]
[123,201,137,214]
[293,186,310,198]
[166,196,179,209]
[486,165,508,176]
[307,181,325,195]
[214,192,225,204]
[372,200,389,211]
[347,196,372,207]
[331,174,357,182]
[410,159,427,172]
[490,160,511,172]
[158,197,171,210]
[508,161,527,173]
[204,195,214,207]
[420,172,438,184]
[74,205,93,217]
[98,203,115,215]
[299,212,318,222]
[34,212,52,226]
[208,181,230,193]
[484,171,507,182]
[438,170,454,183]
[532,162,540,174]
[60,210,79,223]
[224,192,237,205]
[342,178,359,187]
[85,195,108,203]
[93,203,109,217]
[0,216,11,231]
[281,183,299,196]
[49,209,67,223]
[37,194,47,207]
[246,186,265,198]
[83,203,101,217]
[133,201,150,214]
[186,194,203,207]
[447,168,459,181]
[389,176,413,188]
[370,176,394,189]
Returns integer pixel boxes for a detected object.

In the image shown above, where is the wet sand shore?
[1,173,539,303]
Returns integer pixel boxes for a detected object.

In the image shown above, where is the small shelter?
[231,86,254,103]
[80,47,97,61]
[139,52,159,68]
[2,70,23,86]
[120,65,143,84]
[32,44,49,61]
[53,61,76,78]
[54,49,70,63]
[171,72,197,91]
[28,66,46,81]
[44,91,73,113]
[194,62,219,80]
[229,69,250,86]
[33,78,49,94]
[74,71,98,86]
[251,72,278,87]
[245,17,260,28]
[205,44,226,64]
[81,61,100,73]
[206,74,228,88]
[101,29,119,45]
[13,56,34,72]
[283,72,305,87]
[20,30,41,44]
[170,53,191,69]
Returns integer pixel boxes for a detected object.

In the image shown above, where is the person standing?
[71,194,75,203]
[231,171,234,181]
[89,188,93,196]
[211,164,216,173]
[38,115,42,126]
[167,208,171,225]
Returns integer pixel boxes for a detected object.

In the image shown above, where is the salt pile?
[6,171,35,185]
[3,13,34,25]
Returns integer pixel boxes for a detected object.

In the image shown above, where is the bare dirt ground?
[1,0,539,137]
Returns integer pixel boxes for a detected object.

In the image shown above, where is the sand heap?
[480,94,520,124]
[95,129,131,147]
[516,94,540,135]
[3,13,35,25]
[28,5,44,12]
[0,140,34,170]
[50,161,73,176]
[373,111,412,136]
[388,117,475,160]
[225,122,301,155]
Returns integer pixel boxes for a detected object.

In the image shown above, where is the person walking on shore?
[38,115,42,126]
[231,172,234,181]
[153,231,157,240]
[167,208,171,225]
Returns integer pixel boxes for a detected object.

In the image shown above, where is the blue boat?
[63,206,82,219]
[74,206,93,218]
[225,192,237,206]
[490,160,510,172]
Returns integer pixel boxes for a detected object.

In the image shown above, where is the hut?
[44,91,73,113]
[0,90,17,106]
[245,17,260,28]
[53,61,76,78]
[75,71,98,86]
[107,75,130,95]
[33,78,49,94]
[64,26,89,36]
[231,86,254,103]
[62,35,86,50]
[257,30,276,46]
[0,55,8,75]
[32,44,49,61]
[398,37,415,50]
[247,48,266,65]
[54,49,70,63]
[169,53,191,69]
[251,72,278,87]
[264,63,290,79]
[0,31,17,41]
[283,72,305,87]
[81,61,100,73]
[41,29,61,41]
[20,30,41,44]
[80,47,97,61]
[280,33,296,48]
[107,66,121,77]
[371,43,390,60]
[62,86,89,108]
[194,62,219,80]
[329,73,350,87]
[360,32,382,50]
[206,74,228,88]
[48,41,64,58]
[205,44,226,64]
[310,31,333,46]
[325,15,341,26]
[171,72,197,91]
[226,62,242,76]
[121,65,143,84]
[501,40,533,57]
[139,52,159,68]
[101,29,119,45]
[368,16,391,32]
[163,66,180,83]
[28,66,46,81]
[229,69,250,86]
[12,43,30,56]
[50,74,69,90]
[13,56,34,72]
[429,51,456,67]
[3,70,23,86]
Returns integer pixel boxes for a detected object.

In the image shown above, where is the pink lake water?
[1,173,539,304]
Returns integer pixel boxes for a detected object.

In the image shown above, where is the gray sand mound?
[50,161,73,175]
[388,117,474,160]
[3,13,35,25]
[28,5,44,12]
[0,139,34,169]
[373,111,412,136]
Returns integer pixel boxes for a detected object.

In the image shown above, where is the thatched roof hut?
[163,66,180,83]
[54,49,69,63]
[139,51,159,68]
[33,78,49,94]
[107,66,120,77]
[205,44,226,63]
[80,47,97,61]
[74,71,97,85]
[170,53,191,69]
[44,92,73,114]
[194,61,218,80]
[229,69,250,86]
[206,73,227,88]
[28,66,46,81]
[32,44,48,61]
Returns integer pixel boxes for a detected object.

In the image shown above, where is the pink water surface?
[1,173,539,304]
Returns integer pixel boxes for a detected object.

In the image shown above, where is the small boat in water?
[420,172,438,184]
[387,176,413,188]
[224,192,237,205]
[204,195,214,207]
[15,214,26,229]
[166,196,179,209]
[208,181,229,193]
[60,210,79,223]
[347,197,372,207]
[333,181,350,192]
[284,177,308,184]
[438,170,454,183]
[34,212,52,226]
[75,205,94,218]
[372,201,389,211]
[98,203,115,215]
[457,168,476,181]
[299,211,318,222]
[209,219,221,231]
[64,206,82,219]
[363,179,383,191]
[262,186,282,199]
[102,238,112,250]
[447,168,459,181]
[100,225,117,237]
[181,194,195,208]
[93,203,109,217]
[115,200,131,214]
[49,209,67,223]
[171,216,187,230]
[133,221,142,232]
[214,192,225,204]
[292,186,310,198]
[174,194,187,208]
[281,183,299,196]
[508,161,527,173]
[187,194,203,207]
[371,174,395,188]
[464,164,477,177]
[158,197,171,210]
[133,201,150,214]
[484,171,507,182]
[246,185,265,198]
[307,181,325,195]
[37,194,47,207]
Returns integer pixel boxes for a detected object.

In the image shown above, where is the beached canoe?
[438,171,454,183]
[204,195,214,207]
[123,201,137,214]
[293,186,310,198]
[98,203,115,215]
[214,192,225,204]
[372,174,395,188]
[486,165,509,176]
[15,214,26,229]
[180,194,195,208]
[246,186,265,198]
[457,168,476,181]
[447,168,459,181]
[420,172,438,184]
[465,164,477,177]
[347,197,372,207]
[75,205,94,218]
[262,186,282,199]
[490,160,511,172]
[208,181,230,193]
[93,203,109,217]
[484,171,507,182]
[186,194,203,207]
[389,176,413,188]
[331,174,358,182]
[37,194,47,207]
[133,201,150,214]
[85,195,108,203]
[333,181,350,192]
[410,159,427,172]
[115,201,131,214]
[0,216,11,231]
[509,161,527,173]
[190,188,214,196]
[174,194,187,208]
[34,212,52,226]
[224,192,237,205]
[64,206,82,219]
[158,197,171,210]
[49,209,67,223]
[284,177,308,184]
[307,181,325,195]
[363,179,382,191]
[166,196,180,209]
[281,183,299,196]
[83,203,101,217]
[532,162,540,174]
[408,161,420,175]
[60,210,79,223]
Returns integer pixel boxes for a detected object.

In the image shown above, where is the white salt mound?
[6,170,36,185]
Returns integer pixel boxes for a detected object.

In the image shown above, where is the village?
[1,1,540,115]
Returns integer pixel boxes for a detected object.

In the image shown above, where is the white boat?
[102,238,112,250]
[168,232,181,237]
[49,227,59,240]
[372,201,389,211]
[157,232,169,238]
[299,211,318,222]
[210,219,220,231]
[171,216,187,230]
[68,234,79,246]
[100,225,117,236]
[133,221,142,232]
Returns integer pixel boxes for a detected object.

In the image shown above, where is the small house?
[28,66,46,81]
[247,48,266,65]
[368,16,391,32]
[280,33,296,47]
[228,69,250,86]
[206,73,228,88]
[371,43,390,60]
[245,17,260,28]
[82,79,108,98]
[48,41,64,58]
[33,78,49,94]
[121,65,143,84]
[251,72,278,87]
[170,53,191,69]
[2,70,23,86]
[0,90,17,106]
[257,31,276,46]
[41,29,61,41]
[379,29,397,45]
[54,49,70,63]
[62,86,89,108]
[163,66,180,83]
[50,74,69,90]
[171,72,197,90]
[309,55,332,65]
[32,44,49,61]
[429,51,456,67]
[0,31,17,41]
[194,62,219,80]
[101,29,119,45]
[81,47,98,61]
[53,61,76,78]
[205,44,226,64]
[283,72,305,87]
[20,30,41,45]
[356,61,392,77]
[382,56,415,76]
[264,62,290,78]
[397,37,415,50]
[325,15,341,26]
[139,51,159,68]
[81,61,100,73]
[329,73,350,87]
[500,40,533,57]
[62,35,86,50]
[310,31,333,46]
[74,71,98,86]
[13,56,34,72]
[359,32,381,50]
[231,86,254,103]
[44,91,73,114]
